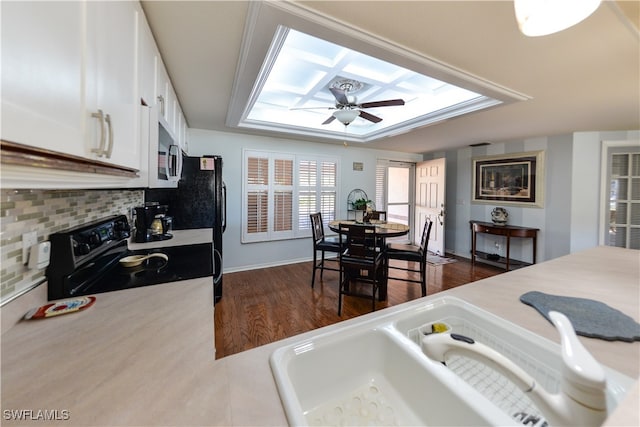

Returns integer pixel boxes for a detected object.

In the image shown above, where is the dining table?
[328,219,410,300]
[328,219,410,238]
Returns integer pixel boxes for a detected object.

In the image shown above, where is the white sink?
[270,296,634,426]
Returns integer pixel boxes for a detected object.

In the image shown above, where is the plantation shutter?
[247,156,269,235]
[376,163,386,211]
[320,161,336,223]
[274,159,293,233]
[243,149,339,242]
[298,160,317,231]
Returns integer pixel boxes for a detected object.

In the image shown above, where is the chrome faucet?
[421,311,608,427]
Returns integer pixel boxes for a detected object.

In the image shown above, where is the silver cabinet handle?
[91,109,106,156]
[104,113,113,158]
[157,95,165,116]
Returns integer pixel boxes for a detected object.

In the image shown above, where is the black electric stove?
[47,215,213,300]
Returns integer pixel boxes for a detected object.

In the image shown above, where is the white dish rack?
[407,317,560,426]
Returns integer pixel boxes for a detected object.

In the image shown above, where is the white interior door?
[415,158,446,255]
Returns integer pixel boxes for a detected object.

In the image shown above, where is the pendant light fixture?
[514,0,602,37]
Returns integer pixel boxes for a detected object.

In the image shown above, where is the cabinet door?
[175,104,184,149]
[155,58,174,133]
[139,15,158,107]
[86,1,140,170]
[181,112,189,154]
[169,86,178,134]
[1,1,85,157]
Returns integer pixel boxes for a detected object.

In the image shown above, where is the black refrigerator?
[145,155,225,303]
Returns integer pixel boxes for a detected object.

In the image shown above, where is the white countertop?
[127,228,213,250]
[1,246,638,426]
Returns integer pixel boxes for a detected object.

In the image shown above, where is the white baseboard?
[222,254,338,274]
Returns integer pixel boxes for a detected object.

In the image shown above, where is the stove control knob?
[114,220,130,239]
[75,242,91,256]
[88,231,101,246]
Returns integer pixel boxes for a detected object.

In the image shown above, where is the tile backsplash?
[0,189,144,304]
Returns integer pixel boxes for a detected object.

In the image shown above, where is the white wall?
[187,129,422,272]
[188,128,637,272]
[571,130,640,252]
[433,130,639,264]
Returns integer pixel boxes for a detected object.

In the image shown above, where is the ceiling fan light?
[333,109,360,125]
[514,0,602,37]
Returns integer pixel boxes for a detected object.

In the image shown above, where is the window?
[603,145,640,249]
[376,159,415,242]
[243,150,338,242]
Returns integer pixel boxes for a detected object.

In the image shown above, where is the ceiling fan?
[293,79,405,126]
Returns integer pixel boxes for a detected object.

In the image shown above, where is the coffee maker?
[133,204,173,242]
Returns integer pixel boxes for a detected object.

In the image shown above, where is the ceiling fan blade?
[322,115,336,125]
[329,87,349,105]
[358,99,405,108]
[358,110,383,123]
[289,106,335,111]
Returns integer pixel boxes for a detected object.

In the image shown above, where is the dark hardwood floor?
[214,256,503,358]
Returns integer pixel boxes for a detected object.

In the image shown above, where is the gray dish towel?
[520,291,640,342]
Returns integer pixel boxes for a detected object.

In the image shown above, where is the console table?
[470,221,539,270]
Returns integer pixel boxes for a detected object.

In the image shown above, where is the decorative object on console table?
[469,220,539,271]
[491,207,508,225]
[472,151,545,207]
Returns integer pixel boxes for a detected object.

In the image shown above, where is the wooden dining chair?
[310,213,342,288]
[386,218,433,297]
[365,210,387,221]
[338,223,384,315]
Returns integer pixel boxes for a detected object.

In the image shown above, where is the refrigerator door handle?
[213,248,223,283]
[222,182,227,233]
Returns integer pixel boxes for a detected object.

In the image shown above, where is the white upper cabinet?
[175,103,188,152]
[181,112,189,154]
[1,1,86,157]
[138,17,158,108]
[2,0,189,189]
[155,58,175,136]
[1,0,140,171]
[85,1,140,170]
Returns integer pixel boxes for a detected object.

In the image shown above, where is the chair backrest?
[340,223,378,260]
[310,213,325,243]
[369,211,387,221]
[419,219,434,260]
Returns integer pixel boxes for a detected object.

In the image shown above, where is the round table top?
[328,219,410,238]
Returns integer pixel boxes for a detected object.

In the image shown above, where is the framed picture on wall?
[472,151,545,207]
